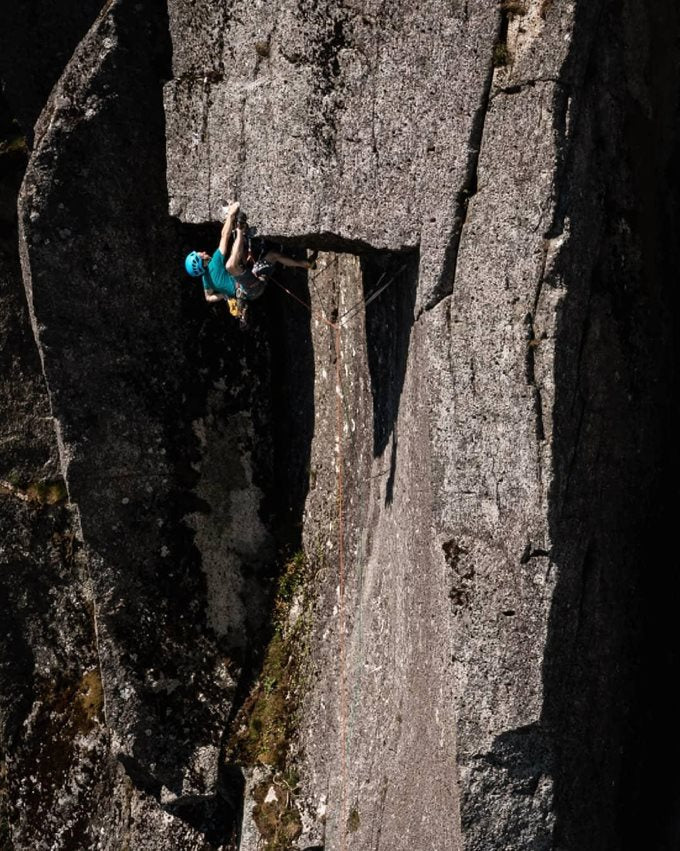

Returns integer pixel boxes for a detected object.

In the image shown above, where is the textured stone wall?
[6,1,268,846]
[1,8,109,849]
[164,1,680,849]
[1,0,679,848]
[163,0,499,308]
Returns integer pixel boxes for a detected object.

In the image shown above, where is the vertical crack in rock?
[419,23,500,313]
[5,0,679,848]
[436,3,588,846]
[202,80,212,217]
[369,9,383,183]
[524,311,546,443]
[362,250,419,463]
[293,245,462,850]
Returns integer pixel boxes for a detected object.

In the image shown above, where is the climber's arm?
[218,201,240,256]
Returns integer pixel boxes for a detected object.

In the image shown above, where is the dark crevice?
[421,38,497,313]
[11,0,249,843]
[172,220,316,844]
[269,229,417,257]
[172,234,418,841]
[314,10,349,157]
[362,250,419,464]
[520,546,551,565]
[495,5,511,65]
[491,77,570,100]
[524,313,546,442]
[544,1,607,242]
[468,2,680,848]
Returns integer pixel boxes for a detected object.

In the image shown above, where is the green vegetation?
[75,669,104,731]
[0,477,67,507]
[11,668,105,811]
[252,775,302,850]
[275,549,306,611]
[0,114,27,159]
[0,135,27,158]
[229,550,309,768]
[26,479,68,506]
[493,42,511,67]
[347,805,361,833]
[42,668,104,737]
[501,0,527,12]
[227,549,316,850]
[237,627,295,768]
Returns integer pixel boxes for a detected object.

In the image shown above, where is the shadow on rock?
[541,1,680,848]
[362,250,418,505]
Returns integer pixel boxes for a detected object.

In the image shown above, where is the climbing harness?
[227,296,247,324]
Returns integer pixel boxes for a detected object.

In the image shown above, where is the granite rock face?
[165,1,680,849]
[163,0,499,308]
[1,9,109,849]
[1,0,679,849]
[6,1,275,847]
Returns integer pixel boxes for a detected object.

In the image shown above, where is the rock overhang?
[163,0,500,303]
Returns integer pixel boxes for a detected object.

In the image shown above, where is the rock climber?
[184,201,315,311]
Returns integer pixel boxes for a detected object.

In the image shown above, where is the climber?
[184,201,315,311]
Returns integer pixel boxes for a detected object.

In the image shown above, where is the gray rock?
[9,0,266,846]
[1,24,110,851]
[165,1,680,848]
[2,0,679,848]
[163,0,500,309]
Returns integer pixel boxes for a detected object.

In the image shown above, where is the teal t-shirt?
[202,249,236,297]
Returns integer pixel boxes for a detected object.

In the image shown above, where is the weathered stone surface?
[0,36,117,848]
[164,0,500,308]
[11,0,274,846]
[1,44,110,851]
[166,1,680,849]
[267,251,454,850]
[2,0,679,848]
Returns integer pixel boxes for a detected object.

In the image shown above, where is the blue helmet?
[185,251,205,277]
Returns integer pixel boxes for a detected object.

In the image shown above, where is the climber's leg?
[264,249,315,270]
[226,224,246,276]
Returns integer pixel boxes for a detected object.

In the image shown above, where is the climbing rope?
[333,323,348,851]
